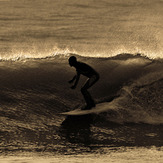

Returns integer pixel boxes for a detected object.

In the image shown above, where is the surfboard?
[60,102,112,116]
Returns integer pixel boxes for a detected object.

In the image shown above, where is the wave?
[0,44,163,62]
[0,53,162,129]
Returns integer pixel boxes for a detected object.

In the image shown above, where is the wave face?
[0,53,162,126]
[0,53,163,155]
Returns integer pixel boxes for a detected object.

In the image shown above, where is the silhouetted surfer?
[68,56,99,110]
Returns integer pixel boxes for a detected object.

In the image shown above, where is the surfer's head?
[69,56,77,66]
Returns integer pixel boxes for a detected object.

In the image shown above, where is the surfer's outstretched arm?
[68,75,76,83]
[71,72,80,89]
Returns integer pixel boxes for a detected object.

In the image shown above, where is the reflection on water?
[1,114,163,156]
[0,114,163,162]
[60,115,93,145]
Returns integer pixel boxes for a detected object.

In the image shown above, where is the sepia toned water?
[0,0,163,162]
[0,0,162,59]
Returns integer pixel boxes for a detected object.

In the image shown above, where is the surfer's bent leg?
[81,74,99,109]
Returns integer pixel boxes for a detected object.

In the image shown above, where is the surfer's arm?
[71,72,80,89]
[68,75,76,83]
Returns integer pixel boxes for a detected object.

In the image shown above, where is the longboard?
[60,102,113,116]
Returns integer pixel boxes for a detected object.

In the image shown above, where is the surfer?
[68,56,99,110]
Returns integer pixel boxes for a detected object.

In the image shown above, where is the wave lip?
[0,51,163,62]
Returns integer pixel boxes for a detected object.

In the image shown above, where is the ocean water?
[0,0,163,59]
[0,0,163,163]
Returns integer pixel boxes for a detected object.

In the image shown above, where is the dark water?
[0,54,162,160]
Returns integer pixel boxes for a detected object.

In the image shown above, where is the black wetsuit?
[75,62,99,109]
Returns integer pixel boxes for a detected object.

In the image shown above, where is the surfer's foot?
[81,105,91,110]
[91,102,96,107]
[81,103,96,110]
[89,101,96,108]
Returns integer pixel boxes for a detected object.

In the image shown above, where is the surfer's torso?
[75,62,98,78]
